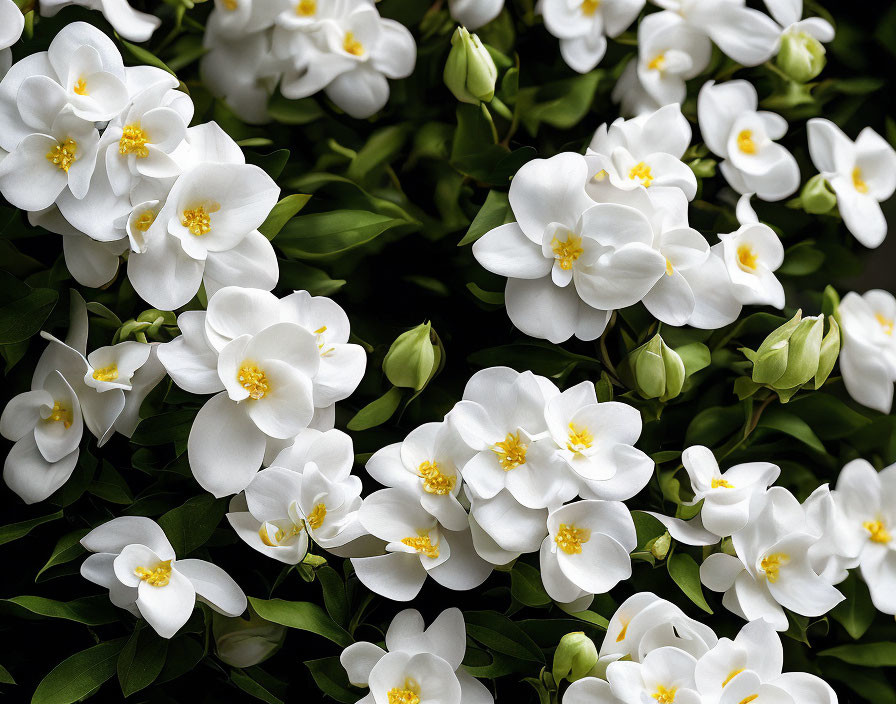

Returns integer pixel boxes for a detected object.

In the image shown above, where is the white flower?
[544,381,653,501]
[587,104,698,200]
[763,0,835,51]
[539,0,646,74]
[466,487,549,565]
[448,0,505,30]
[563,677,624,704]
[366,420,473,531]
[833,459,896,614]
[698,80,800,202]
[40,0,163,42]
[0,0,24,72]
[472,152,666,343]
[836,290,896,413]
[606,645,702,704]
[539,500,636,604]
[352,487,493,601]
[340,608,494,704]
[802,484,862,584]
[157,286,366,497]
[807,118,896,248]
[80,517,246,638]
[700,487,844,630]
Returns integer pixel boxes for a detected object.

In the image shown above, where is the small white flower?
[836,290,896,413]
[807,118,896,248]
[698,80,800,202]
[80,516,246,638]
[0,0,24,72]
[763,0,835,52]
[563,677,624,704]
[606,645,702,704]
[449,0,505,30]
[40,0,162,42]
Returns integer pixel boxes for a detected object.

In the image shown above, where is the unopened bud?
[750,311,802,385]
[383,322,440,391]
[801,174,837,215]
[444,26,498,104]
[649,532,672,560]
[214,608,286,668]
[630,335,686,402]
[552,632,598,684]
[777,30,826,83]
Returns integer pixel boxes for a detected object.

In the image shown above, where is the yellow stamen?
[616,621,629,642]
[135,560,172,587]
[46,401,73,429]
[653,685,677,703]
[551,232,584,271]
[592,169,608,181]
[648,53,666,71]
[665,259,674,276]
[739,696,759,704]
[92,364,119,382]
[722,669,744,687]
[134,210,156,232]
[73,78,88,95]
[581,0,600,15]
[313,325,335,357]
[760,553,790,583]
[119,123,149,158]
[864,519,891,544]
[737,130,757,155]
[307,503,327,530]
[222,0,238,9]
[555,523,590,555]
[238,363,269,400]
[852,167,869,194]
[258,521,301,546]
[296,0,316,14]
[712,478,734,489]
[875,313,893,336]
[736,244,758,272]
[46,138,77,172]
[566,423,594,454]
[492,432,528,471]
[182,205,214,236]
[344,32,364,56]
[401,534,439,559]
[629,161,654,187]
[387,680,421,704]
[418,461,456,495]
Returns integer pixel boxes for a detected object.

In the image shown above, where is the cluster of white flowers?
[650,445,896,628]
[563,592,838,704]
[0,293,164,504]
[0,22,281,311]
[200,0,416,122]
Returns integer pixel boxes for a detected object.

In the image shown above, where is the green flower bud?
[444,26,498,105]
[649,531,672,560]
[630,335,686,402]
[776,30,826,83]
[801,174,837,215]
[552,632,598,684]
[814,316,840,388]
[750,311,803,385]
[383,322,439,391]
[774,315,823,389]
[213,608,286,668]
[688,158,717,179]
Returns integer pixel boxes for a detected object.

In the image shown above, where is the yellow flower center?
[418,461,456,495]
[135,560,172,587]
[45,401,73,429]
[665,259,674,276]
[760,552,790,582]
[875,313,893,336]
[119,123,150,158]
[492,432,528,471]
[736,244,758,272]
[46,138,78,172]
[864,519,891,544]
[722,669,744,687]
[711,478,735,489]
[581,0,600,15]
[182,205,214,237]
[238,363,269,400]
[388,680,421,704]
[737,130,757,154]
[648,53,666,71]
[653,685,677,703]
[629,161,654,187]
[296,0,316,15]
[222,0,238,9]
[307,503,327,530]
[92,364,119,382]
[73,77,88,95]
[134,210,156,232]
[852,167,869,194]
[314,325,335,357]
[566,423,594,453]
[555,523,590,555]
[615,620,629,642]
[401,534,439,559]
[344,32,364,56]
[551,232,584,271]
[739,696,759,704]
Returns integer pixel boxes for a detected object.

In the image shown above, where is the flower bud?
[815,316,840,388]
[444,26,498,104]
[750,311,803,385]
[776,30,826,83]
[649,531,671,560]
[552,632,598,684]
[383,322,440,391]
[629,335,686,402]
[774,315,823,389]
[801,174,837,215]
[214,608,286,668]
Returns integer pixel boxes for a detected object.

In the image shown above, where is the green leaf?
[277,260,346,297]
[130,409,196,446]
[35,529,89,581]
[516,71,602,135]
[0,663,14,684]
[0,510,63,546]
[820,642,896,666]
[466,282,504,305]
[305,658,362,704]
[458,190,513,246]
[248,598,352,647]
[118,38,175,75]
[259,194,312,240]
[554,606,610,630]
[346,386,403,431]
[117,626,168,697]
[276,210,411,259]
[31,637,126,704]
[246,149,290,180]
[316,566,349,627]
[675,342,711,377]
[2,596,120,626]
[756,409,826,453]
[0,271,58,344]
[830,572,876,640]
[88,462,133,505]
[230,668,287,704]
[463,611,545,663]
[158,494,227,556]
[156,636,204,684]
[510,562,551,607]
[346,125,410,182]
[685,405,744,448]
[667,553,713,614]
[778,241,825,276]
[267,94,325,125]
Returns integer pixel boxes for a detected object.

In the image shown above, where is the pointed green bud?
[213,607,287,668]
[776,30,826,83]
[751,311,803,385]
[801,174,837,215]
[814,316,840,388]
[649,532,672,560]
[552,632,598,684]
[775,315,823,389]
[444,26,498,105]
[383,322,438,391]
[629,335,685,402]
